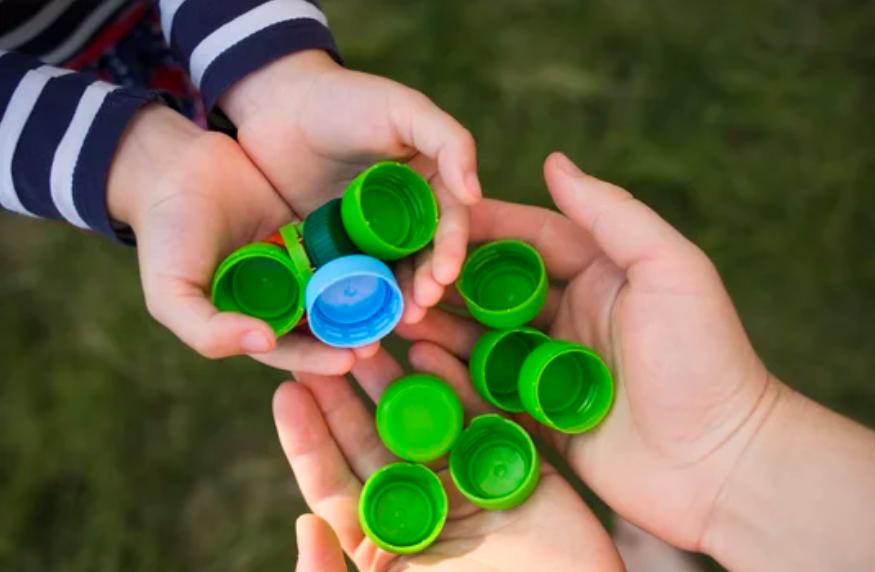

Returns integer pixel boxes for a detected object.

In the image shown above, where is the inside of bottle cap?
[358,165,436,250]
[310,272,402,346]
[363,465,445,549]
[483,330,548,410]
[537,350,611,431]
[459,242,544,312]
[451,417,535,501]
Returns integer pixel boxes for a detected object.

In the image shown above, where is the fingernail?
[465,172,482,202]
[556,153,583,177]
[241,330,272,353]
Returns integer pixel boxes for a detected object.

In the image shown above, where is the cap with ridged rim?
[211,242,307,336]
[519,340,614,434]
[469,327,550,413]
[376,374,464,463]
[341,162,439,261]
[359,463,447,554]
[449,415,540,510]
[302,198,362,268]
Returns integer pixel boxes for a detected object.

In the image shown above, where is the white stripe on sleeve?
[50,81,119,229]
[39,0,129,64]
[160,0,189,44]
[188,0,328,88]
[0,0,78,50]
[0,65,73,217]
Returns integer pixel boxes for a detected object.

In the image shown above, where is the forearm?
[706,383,875,571]
[0,50,158,240]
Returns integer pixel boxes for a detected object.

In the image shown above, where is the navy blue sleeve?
[0,50,158,239]
[158,0,341,110]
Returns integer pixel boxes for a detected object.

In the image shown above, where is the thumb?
[544,152,710,287]
[296,514,347,572]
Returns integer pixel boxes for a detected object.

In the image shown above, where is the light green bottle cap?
[211,227,312,336]
[457,240,548,329]
[376,374,463,463]
[341,162,439,261]
[519,341,614,434]
[469,327,550,413]
[359,463,448,554]
[449,415,539,511]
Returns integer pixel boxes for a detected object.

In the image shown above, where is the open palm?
[396,153,780,551]
[274,347,623,572]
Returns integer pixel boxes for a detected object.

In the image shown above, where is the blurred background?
[2,0,874,570]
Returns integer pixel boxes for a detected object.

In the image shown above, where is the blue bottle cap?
[305,255,404,348]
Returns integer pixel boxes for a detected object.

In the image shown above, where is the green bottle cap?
[376,374,463,463]
[449,415,540,511]
[359,463,448,554]
[457,240,548,329]
[469,327,551,413]
[211,242,308,336]
[341,162,439,261]
[302,198,362,268]
[519,340,614,434]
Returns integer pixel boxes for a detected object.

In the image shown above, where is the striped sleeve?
[0,49,158,239]
[158,0,341,110]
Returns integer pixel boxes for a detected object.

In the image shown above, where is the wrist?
[106,104,203,227]
[703,382,875,571]
[218,49,340,126]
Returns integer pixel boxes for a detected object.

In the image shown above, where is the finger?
[429,177,470,285]
[412,248,443,309]
[544,153,708,287]
[354,342,381,360]
[273,382,364,554]
[294,373,395,481]
[394,308,485,361]
[251,333,357,375]
[408,342,494,418]
[396,257,427,324]
[296,514,348,572]
[350,348,406,403]
[468,198,603,281]
[390,88,481,205]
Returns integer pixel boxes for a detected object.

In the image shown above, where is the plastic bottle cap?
[469,327,551,413]
[519,340,614,434]
[302,198,362,268]
[341,162,439,261]
[212,242,307,336]
[359,463,447,554]
[305,255,404,348]
[376,374,464,463]
[457,240,548,329]
[449,415,540,510]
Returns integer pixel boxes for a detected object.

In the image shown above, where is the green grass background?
[2,0,874,569]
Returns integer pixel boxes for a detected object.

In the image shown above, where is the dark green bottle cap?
[469,327,551,413]
[341,162,439,261]
[359,463,448,554]
[376,374,463,463]
[519,340,614,434]
[449,415,540,510]
[211,242,307,336]
[457,240,548,329]
[302,198,362,268]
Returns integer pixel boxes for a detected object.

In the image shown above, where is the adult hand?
[220,50,481,324]
[394,152,782,552]
[273,349,624,572]
[107,105,357,374]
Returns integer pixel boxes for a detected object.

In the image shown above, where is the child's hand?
[295,515,347,572]
[273,349,625,572]
[220,51,481,323]
[394,153,781,552]
[107,105,357,374]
